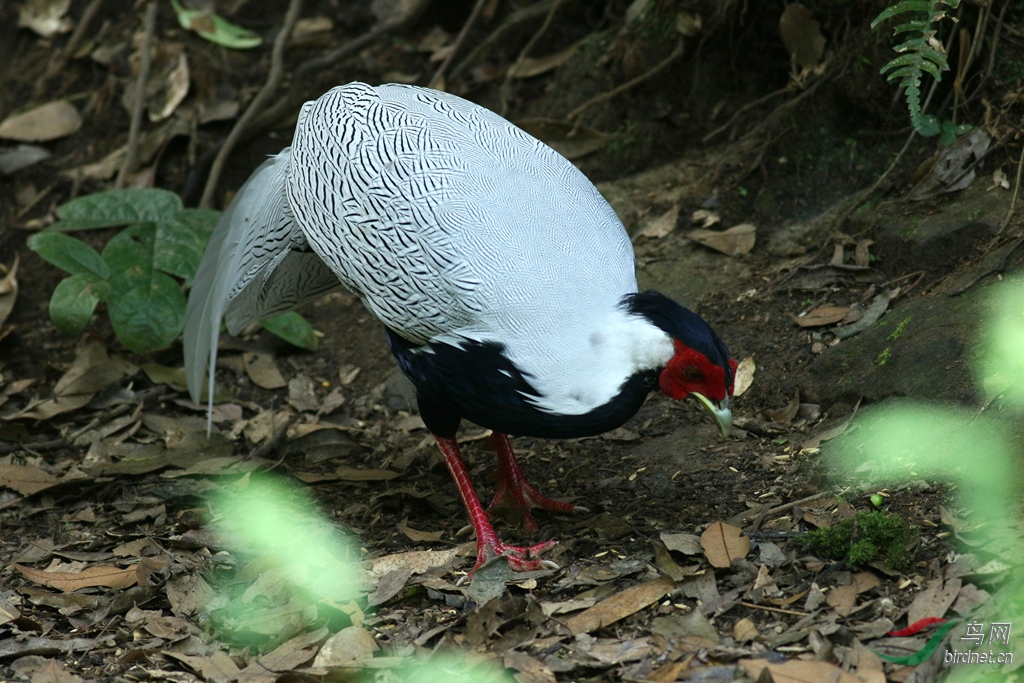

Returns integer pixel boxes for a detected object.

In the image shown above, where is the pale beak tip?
[691,393,732,438]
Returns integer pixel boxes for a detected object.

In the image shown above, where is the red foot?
[488,432,577,532]
[435,436,559,581]
[472,537,559,575]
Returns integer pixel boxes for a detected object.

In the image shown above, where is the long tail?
[182,149,342,425]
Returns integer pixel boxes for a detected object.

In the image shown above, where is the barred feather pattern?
[286,83,637,371]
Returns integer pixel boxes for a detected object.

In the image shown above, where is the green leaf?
[154,208,220,284]
[49,274,111,336]
[871,0,933,28]
[28,232,110,279]
[939,120,972,146]
[914,114,941,137]
[261,312,319,350]
[103,223,157,287]
[52,189,182,231]
[108,272,187,354]
[171,0,262,49]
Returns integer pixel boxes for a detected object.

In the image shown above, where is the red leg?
[488,432,577,533]
[435,436,557,578]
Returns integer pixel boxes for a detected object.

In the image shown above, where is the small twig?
[429,0,489,90]
[981,0,1010,88]
[200,0,303,209]
[739,602,809,617]
[764,492,829,518]
[181,19,402,205]
[451,0,561,82]
[702,86,792,144]
[253,412,301,464]
[499,0,563,116]
[115,1,158,189]
[567,39,684,122]
[0,438,67,456]
[33,0,106,99]
[1000,141,1024,234]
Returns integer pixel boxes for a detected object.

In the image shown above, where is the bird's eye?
[684,366,703,382]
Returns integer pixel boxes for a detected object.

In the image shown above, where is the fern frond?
[872,0,961,136]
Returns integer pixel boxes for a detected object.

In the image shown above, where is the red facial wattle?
[659,341,736,401]
[659,341,737,437]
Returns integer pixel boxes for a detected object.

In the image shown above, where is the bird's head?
[626,291,737,436]
[659,339,737,436]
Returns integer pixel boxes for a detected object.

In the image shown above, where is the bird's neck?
[521,306,674,417]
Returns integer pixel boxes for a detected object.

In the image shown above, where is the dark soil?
[2,1,1023,682]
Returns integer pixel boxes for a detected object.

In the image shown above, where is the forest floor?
[0,1,1023,682]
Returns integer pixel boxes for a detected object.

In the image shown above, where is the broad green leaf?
[49,274,111,336]
[155,208,220,284]
[915,114,941,137]
[171,0,261,49]
[108,272,186,354]
[103,223,157,288]
[28,232,109,279]
[261,312,319,350]
[52,189,182,231]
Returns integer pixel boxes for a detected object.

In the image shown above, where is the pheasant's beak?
[691,394,732,437]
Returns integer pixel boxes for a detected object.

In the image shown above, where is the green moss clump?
[796,511,918,571]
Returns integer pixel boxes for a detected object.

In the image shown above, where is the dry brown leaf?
[634,207,679,240]
[687,223,756,257]
[0,464,58,495]
[909,576,961,626]
[764,391,800,426]
[587,637,656,665]
[911,129,991,199]
[853,571,880,593]
[647,660,690,682]
[164,651,241,683]
[700,521,750,568]
[0,254,19,328]
[733,355,755,397]
[827,583,858,616]
[247,626,328,673]
[540,597,599,616]
[15,563,137,592]
[18,0,72,37]
[113,538,163,557]
[794,305,851,328]
[565,575,675,635]
[503,651,557,683]
[0,101,82,142]
[652,540,699,581]
[133,44,190,122]
[0,589,20,627]
[296,466,399,484]
[691,209,720,228]
[779,3,826,70]
[733,616,759,642]
[508,43,579,79]
[311,626,378,667]
[740,658,862,683]
[365,547,462,580]
[660,532,702,555]
[29,660,84,683]
[54,342,136,397]
[397,519,444,543]
[243,352,287,389]
[287,375,319,412]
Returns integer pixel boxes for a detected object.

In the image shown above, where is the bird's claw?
[461,538,559,581]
